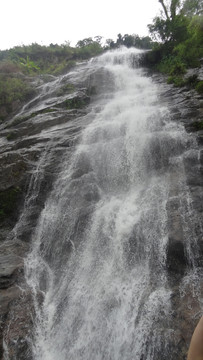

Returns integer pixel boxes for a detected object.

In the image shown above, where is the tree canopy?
[147,0,203,87]
[148,0,203,42]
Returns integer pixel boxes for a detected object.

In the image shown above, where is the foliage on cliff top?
[0,34,153,77]
[0,73,36,122]
[147,0,203,86]
[0,34,155,122]
[0,38,104,75]
[0,38,105,121]
[104,34,154,49]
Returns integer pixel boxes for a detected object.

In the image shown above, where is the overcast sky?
[1,0,162,50]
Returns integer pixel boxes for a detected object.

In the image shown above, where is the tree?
[19,56,40,73]
[182,0,203,16]
[157,0,182,20]
[123,34,135,47]
[94,36,103,45]
[116,33,123,46]
[147,0,203,76]
[159,0,170,19]
[148,0,191,42]
[76,38,94,48]
[170,0,181,18]
[105,39,116,49]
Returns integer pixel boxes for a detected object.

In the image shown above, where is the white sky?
[0,0,162,50]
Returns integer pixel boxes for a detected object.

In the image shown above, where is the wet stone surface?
[0,61,202,359]
[0,68,92,359]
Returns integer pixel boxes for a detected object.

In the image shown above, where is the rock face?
[0,59,202,360]
[157,74,203,358]
[0,67,92,359]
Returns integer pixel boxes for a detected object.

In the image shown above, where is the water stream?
[23,48,202,359]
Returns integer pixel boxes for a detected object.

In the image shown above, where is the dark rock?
[0,286,21,319]
[166,205,187,275]
[196,131,203,145]
[185,67,203,81]
[166,236,187,274]
[2,291,34,360]
[0,153,27,191]
[0,254,23,289]
[0,67,95,360]
[0,286,22,359]
[0,57,202,360]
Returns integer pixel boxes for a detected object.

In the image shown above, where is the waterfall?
[24,47,202,360]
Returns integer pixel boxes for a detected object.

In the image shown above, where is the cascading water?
[24,48,202,360]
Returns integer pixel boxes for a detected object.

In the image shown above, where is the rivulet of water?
[24,47,201,360]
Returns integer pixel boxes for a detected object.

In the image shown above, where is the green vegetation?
[167,75,186,86]
[0,74,36,121]
[191,120,203,129]
[147,0,203,87]
[64,96,90,110]
[0,39,104,76]
[6,132,18,141]
[0,34,154,122]
[19,55,40,73]
[0,38,105,121]
[56,83,75,96]
[0,12,201,123]
[105,34,154,49]
[196,80,203,93]
[0,34,153,78]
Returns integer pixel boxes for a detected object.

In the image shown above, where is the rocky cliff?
[0,59,203,359]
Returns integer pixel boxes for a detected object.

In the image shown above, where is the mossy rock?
[6,132,18,141]
[185,74,198,87]
[190,121,203,131]
[64,96,90,110]
[56,83,75,96]
[196,81,203,94]
[167,76,186,87]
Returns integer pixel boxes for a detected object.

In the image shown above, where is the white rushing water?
[24,48,199,359]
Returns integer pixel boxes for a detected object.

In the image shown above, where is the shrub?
[169,60,186,76]
[167,75,186,87]
[0,74,35,120]
[196,81,203,94]
[0,61,20,73]
[65,96,90,109]
[185,74,199,86]
[56,83,75,96]
[157,54,186,75]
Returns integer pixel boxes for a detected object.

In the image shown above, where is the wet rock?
[2,291,34,360]
[168,281,203,360]
[166,199,187,276]
[183,150,203,187]
[0,153,27,191]
[0,286,22,359]
[185,67,203,81]
[0,58,202,360]
[0,254,23,289]
[0,67,95,360]
[0,286,22,320]
[196,130,203,145]
[166,236,187,275]
[0,187,24,226]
